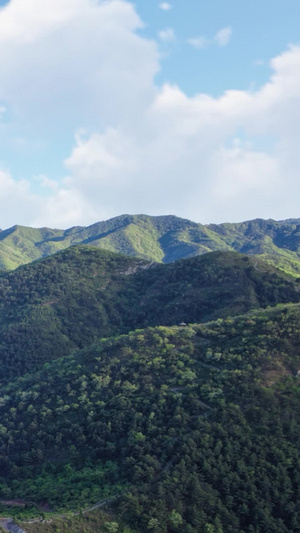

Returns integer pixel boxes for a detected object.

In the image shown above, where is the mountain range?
[1,214,300,275]
[0,215,299,532]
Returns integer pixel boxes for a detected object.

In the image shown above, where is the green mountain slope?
[209,218,300,276]
[0,304,300,532]
[0,247,299,384]
[0,243,300,532]
[1,215,300,274]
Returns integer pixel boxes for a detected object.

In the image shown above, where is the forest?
[0,242,299,532]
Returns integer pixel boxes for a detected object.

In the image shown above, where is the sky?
[0,0,300,229]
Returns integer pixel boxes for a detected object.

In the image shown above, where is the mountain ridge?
[0,246,299,384]
[0,214,300,274]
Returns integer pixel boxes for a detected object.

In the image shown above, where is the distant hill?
[0,246,298,385]
[0,214,300,274]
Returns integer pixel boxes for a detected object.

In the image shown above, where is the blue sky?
[137,0,300,95]
[0,0,299,228]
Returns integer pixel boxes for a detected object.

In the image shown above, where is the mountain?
[0,246,298,385]
[0,214,300,274]
[0,241,300,531]
[0,303,300,532]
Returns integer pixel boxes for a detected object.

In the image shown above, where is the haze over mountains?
[0,214,299,532]
[1,214,300,275]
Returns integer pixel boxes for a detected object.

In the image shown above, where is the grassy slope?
[0,215,300,274]
[0,247,298,384]
[0,304,299,532]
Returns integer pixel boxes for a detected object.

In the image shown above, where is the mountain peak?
[0,214,298,275]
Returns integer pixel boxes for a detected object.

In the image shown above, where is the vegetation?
[0,247,298,384]
[0,305,299,531]
[0,239,299,531]
[21,509,123,533]
[0,215,300,275]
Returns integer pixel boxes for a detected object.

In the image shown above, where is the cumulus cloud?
[0,0,299,229]
[55,44,300,227]
[0,0,159,135]
[0,170,40,228]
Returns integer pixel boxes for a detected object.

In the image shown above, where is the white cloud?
[54,44,300,227]
[188,26,232,51]
[0,170,41,227]
[158,27,175,43]
[0,0,159,135]
[35,174,59,192]
[214,26,232,47]
[159,3,172,10]
[0,1,299,229]
[187,36,209,49]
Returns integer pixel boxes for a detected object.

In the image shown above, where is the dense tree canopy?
[0,247,298,385]
[0,245,299,532]
[0,304,300,531]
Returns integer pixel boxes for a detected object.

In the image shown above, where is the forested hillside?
[0,215,300,275]
[0,304,300,532]
[0,246,299,384]
[0,242,299,532]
